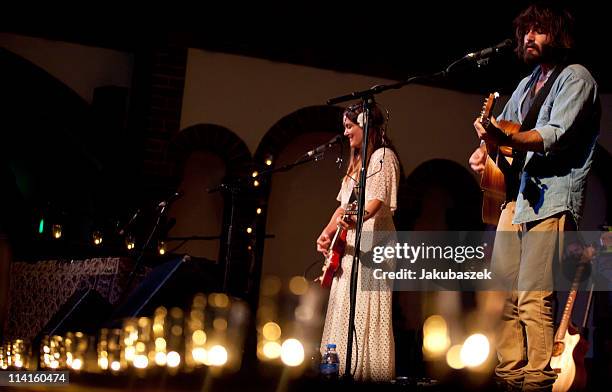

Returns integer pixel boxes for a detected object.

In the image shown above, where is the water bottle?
[320,343,340,379]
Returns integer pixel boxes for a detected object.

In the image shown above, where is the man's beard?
[523,43,557,65]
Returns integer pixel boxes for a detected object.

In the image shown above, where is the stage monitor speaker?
[37,287,112,338]
[107,255,221,325]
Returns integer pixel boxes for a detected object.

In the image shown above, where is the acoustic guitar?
[318,202,358,288]
[478,92,521,225]
[550,243,597,392]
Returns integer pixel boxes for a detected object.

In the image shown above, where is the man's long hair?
[514,2,575,63]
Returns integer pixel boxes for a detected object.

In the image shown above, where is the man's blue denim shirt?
[497,64,600,226]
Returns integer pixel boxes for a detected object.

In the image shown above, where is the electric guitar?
[550,243,597,392]
[318,202,358,288]
[478,92,522,225]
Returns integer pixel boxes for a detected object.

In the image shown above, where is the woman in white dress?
[316,102,400,381]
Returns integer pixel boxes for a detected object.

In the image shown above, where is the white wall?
[181,49,611,279]
[182,49,612,164]
[1,34,608,274]
[0,33,133,103]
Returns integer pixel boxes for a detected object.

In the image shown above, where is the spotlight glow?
[263,341,282,359]
[289,276,308,295]
[446,344,465,369]
[192,330,207,345]
[133,355,148,369]
[280,339,304,367]
[98,357,109,370]
[208,345,228,367]
[262,322,282,341]
[166,351,181,368]
[460,334,490,367]
[155,337,166,350]
[71,358,83,370]
[110,361,121,371]
[124,346,136,361]
[154,352,167,366]
[422,315,450,356]
[192,347,207,364]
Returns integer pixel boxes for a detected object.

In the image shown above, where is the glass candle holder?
[122,318,138,367]
[49,335,66,369]
[107,328,123,373]
[51,224,63,239]
[98,328,110,371]
[92,230,103,246]
[185,294,207,369]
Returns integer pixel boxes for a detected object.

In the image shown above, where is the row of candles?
[0,276,328,375]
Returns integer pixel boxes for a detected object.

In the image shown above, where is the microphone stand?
[208,182,241,292]
[121,197,174,301]
[209,150,339,293]
[327,54,474,380]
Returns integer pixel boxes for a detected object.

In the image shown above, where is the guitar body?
[320,227,348,288]
[481,155,506,225]
[480,119,522,225]
[551,323,589,392]
[550,246,596,392]
[318,202,358,288]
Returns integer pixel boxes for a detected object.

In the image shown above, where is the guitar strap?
[507,63,566,200]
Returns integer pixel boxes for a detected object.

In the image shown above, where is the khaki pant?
[492,202,573,391]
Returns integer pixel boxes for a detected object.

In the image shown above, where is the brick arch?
[169,123,253,179]
[167,124,254,296]
[254,105,344,163]
[254,104,407,179]
[396,158,484,231]
[247,105,345,302]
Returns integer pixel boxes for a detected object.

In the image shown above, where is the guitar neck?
[329,225,343,249]
[555,263,588,341]
[555,290,578,341]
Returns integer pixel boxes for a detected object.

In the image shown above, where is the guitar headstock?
[479,92,500,128]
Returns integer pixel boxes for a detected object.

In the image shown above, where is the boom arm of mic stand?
[327,54,477,107]
[121,204,170,301]
[327,75,428,106]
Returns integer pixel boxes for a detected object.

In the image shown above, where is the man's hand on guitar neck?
[474,116,545,153]
[474,116,511,147]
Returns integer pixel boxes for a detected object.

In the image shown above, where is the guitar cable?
[303,259,324,281]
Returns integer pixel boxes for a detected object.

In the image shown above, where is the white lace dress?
[320,147,399,381]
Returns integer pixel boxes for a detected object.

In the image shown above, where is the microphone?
[465,39,513,60]
[158,191,183,208]
[305,135,342,157]
[118,209,141,236]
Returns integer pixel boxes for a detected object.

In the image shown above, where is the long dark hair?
[514,2,575,63]
[342,102,392,182]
